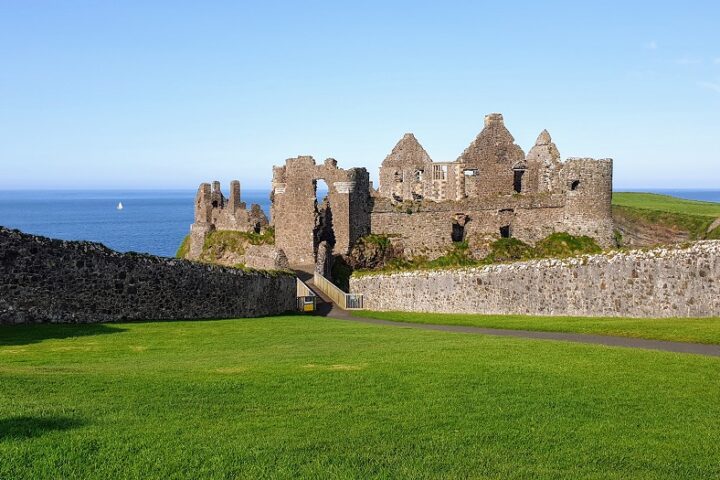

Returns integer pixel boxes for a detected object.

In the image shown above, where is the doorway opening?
[451,222,465,242]
[500,225,511,238]
[314,179,335,248]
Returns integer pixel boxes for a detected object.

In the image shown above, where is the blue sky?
[1,1,718,190]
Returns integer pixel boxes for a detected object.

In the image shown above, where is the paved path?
[294,270,720,357]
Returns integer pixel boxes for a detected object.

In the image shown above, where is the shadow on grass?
[0,416,85,441]
[0,323,127,347]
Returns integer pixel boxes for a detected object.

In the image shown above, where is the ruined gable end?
[378,133,434,201]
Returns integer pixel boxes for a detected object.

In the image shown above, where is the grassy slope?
[354,311,720,345]
[1,318,720,479]
[612,192,720,240]
[612,192,720,217]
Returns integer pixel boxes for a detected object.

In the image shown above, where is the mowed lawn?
[1,317,720,479]
[354,311,720,345]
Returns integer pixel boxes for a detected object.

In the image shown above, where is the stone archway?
[271,156,371,267]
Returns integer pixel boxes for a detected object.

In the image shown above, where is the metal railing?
[313,272,364,310]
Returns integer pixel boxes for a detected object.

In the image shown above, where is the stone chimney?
[484,113,504,127]
[228,180,241,212]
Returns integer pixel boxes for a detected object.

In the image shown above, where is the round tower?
[561,158,614,247]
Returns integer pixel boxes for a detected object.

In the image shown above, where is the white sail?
[117,202,124,210]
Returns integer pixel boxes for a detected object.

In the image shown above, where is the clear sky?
[1,1,718,190]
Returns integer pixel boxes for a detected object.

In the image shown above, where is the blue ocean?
[0,189,717,258]
[0,190,272,258]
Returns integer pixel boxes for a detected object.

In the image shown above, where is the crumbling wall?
[272,156,370,266]
[188,180,270,261]
[369,195,568,259]
[350,241,720,318]
[372,113,615,252]
[0,227,296,325]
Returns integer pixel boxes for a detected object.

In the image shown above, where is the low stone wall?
[350,241,720,318]
[0,227,296,325]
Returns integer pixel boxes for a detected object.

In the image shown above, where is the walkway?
[294,269,720,357]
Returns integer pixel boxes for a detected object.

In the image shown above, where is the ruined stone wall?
[272,156,370,266]
[350,241,720,318]
[373,113,614,251]
[188,180,270,261]
[0,227,296,325]
[370,195,567,258]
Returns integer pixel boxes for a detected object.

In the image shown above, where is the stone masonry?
[187,180,270,261]
[0,227,296,324]
[189,113,614,271]
[350,241,720,318]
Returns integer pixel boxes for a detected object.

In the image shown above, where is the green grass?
[198,228,275,263]
[354,310,720,345]
[612,192,720,218]
[355,233,602,277]
[612,193,720,241]
[2,317,720,479]
[175,234,190,258]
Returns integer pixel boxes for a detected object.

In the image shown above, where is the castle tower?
[561,158,614,247]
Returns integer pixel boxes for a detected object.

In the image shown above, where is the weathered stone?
[0,227,296,325]
[350,241,720,318]
[189,112,614,273]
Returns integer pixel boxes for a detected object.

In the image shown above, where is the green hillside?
[612,192,720,244]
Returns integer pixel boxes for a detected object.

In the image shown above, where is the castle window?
[211,200,219,208]
[463,169,479,176]
[513,169,525,193]
[394,171,403,182]
[500,225,511,238]
[570,180,581,191]
[433,165,448,181]
[414,170,423,182]
[452,222,465,242]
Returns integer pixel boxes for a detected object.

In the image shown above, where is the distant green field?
[354,311,720,345]
[612,192,720,241]
[2,317,720,479]
[612,192,720,218]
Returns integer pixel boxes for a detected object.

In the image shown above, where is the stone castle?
[187,113,614,270]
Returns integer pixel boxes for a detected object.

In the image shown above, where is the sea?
[0,188,718,258]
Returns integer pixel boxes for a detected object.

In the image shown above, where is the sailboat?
[117,202,124,210]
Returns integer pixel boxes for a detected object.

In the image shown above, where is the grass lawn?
[1,317,720,479]
[354,311,720,346]
[612,192,720,218]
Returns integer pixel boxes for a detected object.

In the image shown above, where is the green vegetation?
[198,228,275,263]
[612,192,720,241]
[354,310,720,345]
[175,234,190,259]
[355,233,602,276]
[613,192,720,217]
[1,318,720,478]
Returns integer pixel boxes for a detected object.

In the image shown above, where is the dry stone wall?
[350,241,720,318]
[0,227,296,325]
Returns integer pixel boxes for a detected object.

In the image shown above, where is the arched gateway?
[271,156,371,267]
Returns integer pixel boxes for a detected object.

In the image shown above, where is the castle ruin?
[187,113,614,270]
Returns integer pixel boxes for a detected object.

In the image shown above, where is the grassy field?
[612,192,720,241]
[354,311,720,345]
[612,192,720,217]
[1,317,720,479]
